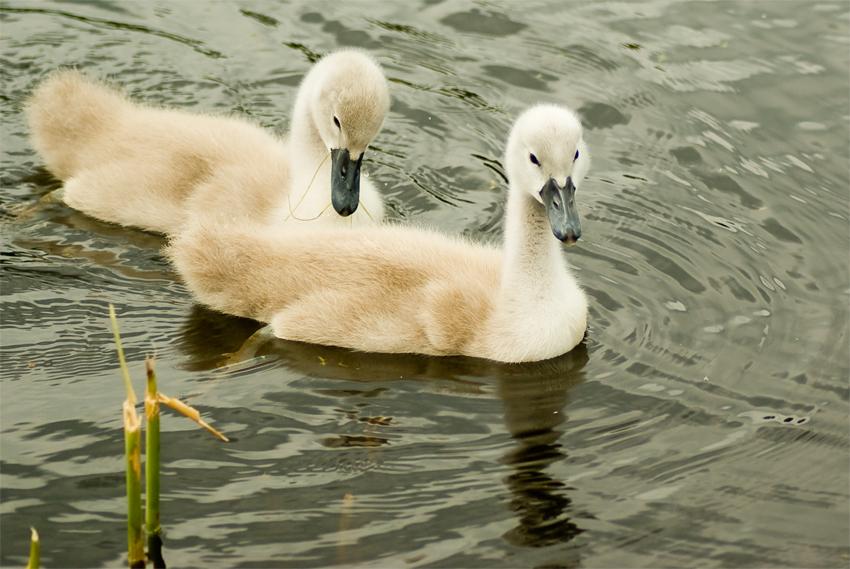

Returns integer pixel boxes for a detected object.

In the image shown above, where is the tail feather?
[25,69,128,179]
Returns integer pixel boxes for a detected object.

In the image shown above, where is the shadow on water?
[498,350,587,551]
[178,304,589,388]
[147,533,166,569]
[179,305,588,554]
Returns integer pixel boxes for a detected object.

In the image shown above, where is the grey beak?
[539,177,581,244]
[330,148,363,217]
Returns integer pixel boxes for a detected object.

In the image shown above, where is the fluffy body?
[168,222,586,363]
[168,105,590,363]
[25,50,389,233]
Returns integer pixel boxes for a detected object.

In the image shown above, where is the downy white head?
[504,104,590,244]
[290,49,390,217]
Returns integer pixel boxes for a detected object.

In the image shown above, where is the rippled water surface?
[2,1,849,567]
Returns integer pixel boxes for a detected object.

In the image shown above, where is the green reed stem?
[145,356,161,539]
[109,304,137,405]
[25,527,39,569]
[124,401,144,568]
[111,305,144,566]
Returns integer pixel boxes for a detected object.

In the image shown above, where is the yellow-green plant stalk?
[124,400,144,568]
[111,305,144,568]
[145,356,161,540]
[109,304,137,406]
[25,527,39,569]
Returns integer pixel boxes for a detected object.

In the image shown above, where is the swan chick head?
[309,49,390,216]
[505,104,589,244]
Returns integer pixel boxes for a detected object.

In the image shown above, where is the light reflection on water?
[1,1,848,567]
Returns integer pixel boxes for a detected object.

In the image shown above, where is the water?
[1,1,848,567]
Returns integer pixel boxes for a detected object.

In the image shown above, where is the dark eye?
[333,116,341,129]
[574,150,579,161]
[529,153,540,166]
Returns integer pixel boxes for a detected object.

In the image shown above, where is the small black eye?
[574,150,579,161]
[333,116,341,129]
[529,153,540,166]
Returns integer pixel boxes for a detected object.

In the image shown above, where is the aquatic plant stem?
[111,305,144,567]
[109,304,137,406]
[145,356,161,540]
[26,527,39,569]
[124,400,145,568]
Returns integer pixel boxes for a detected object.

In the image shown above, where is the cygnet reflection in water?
[178,305,589,554]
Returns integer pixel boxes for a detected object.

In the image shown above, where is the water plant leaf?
[109,304,137,405]
[157,393,229,442]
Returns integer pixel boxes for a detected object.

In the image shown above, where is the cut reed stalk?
[111,304,144,568]
[108,304,225,568]
[124,400,144,569]
[25,527,39,569]
[145,356,161,539]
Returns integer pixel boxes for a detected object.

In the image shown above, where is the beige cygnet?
[168,105,591,363]
[25,49,390,233]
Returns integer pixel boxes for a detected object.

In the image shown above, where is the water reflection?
[180,304,585,391]
[181,304,492,384]
[180,305,588,556]
[3,0,848,565]
[497,347,587,551]
[178,305,263,371]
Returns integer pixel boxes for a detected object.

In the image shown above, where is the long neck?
[285,76,333,219]
[499,189,569,298]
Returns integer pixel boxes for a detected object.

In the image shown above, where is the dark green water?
[1,1,848,567]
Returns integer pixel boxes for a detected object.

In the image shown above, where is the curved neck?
[285,74,333,218]
[290,76,324,157]
[500,189,567,296]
